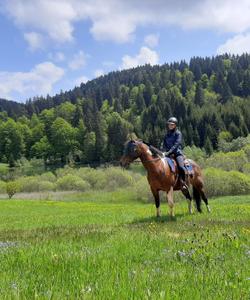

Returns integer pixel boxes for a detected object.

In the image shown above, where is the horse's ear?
[127,132,138,141]
[142,140,150,146]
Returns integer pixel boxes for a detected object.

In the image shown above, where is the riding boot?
[179,170,189,191]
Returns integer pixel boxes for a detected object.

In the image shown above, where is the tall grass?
[0,196,249,299]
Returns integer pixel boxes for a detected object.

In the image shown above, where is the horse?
[120,139,210,218]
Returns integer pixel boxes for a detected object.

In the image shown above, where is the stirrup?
[181,180,189,191]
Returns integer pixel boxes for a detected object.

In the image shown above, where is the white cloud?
[94,69,104,77]
[121,46,159,69]
[68,51,87,70]
[55,52,66,62]
[0,62,65,100]
[144,34,159,48]
[102,61,115,68]
[75,75,88,86]
[3,0,250,47]
[3,0,76,43]
[48,52,66,62]
[24,32,44,51]
[217,33,250,55]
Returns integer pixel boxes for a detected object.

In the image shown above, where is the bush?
[242,163,250,174]
[75,167,136,191]
[243,144,250,162]
[183,145,207,166]
[56,174,90,191]
[0,164,9,180]
[104,167,134,191]
[16,158,45,176]
[204,167,250,197]
[39,172,57,183]
[134,177,153,203]
[75,168,107,189]
[55,166,74,178]
[0,180,6,193]
[6,181,21,199]
[36,181,56,192]
[206,150,248,172]
[17,177,56,192]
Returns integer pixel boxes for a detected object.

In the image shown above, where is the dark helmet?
[167,117,178,125]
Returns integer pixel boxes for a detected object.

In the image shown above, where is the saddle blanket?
[165,157,176,173]
[165,157,193,174]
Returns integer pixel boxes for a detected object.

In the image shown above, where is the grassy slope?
[0,195,249,299]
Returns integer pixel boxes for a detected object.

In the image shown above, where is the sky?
[0,0,250,103]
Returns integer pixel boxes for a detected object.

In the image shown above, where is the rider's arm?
[166,131,182,155]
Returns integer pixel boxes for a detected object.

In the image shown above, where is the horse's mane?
[143,141,163,157]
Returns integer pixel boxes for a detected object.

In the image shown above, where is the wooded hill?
[0,53,250,165]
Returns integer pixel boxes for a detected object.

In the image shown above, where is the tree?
[0,119,24,166]
[31,136,52,162]
[107,112,133,160]
[72,101,84,127]
[204,137,213,155]
[50,118,79,162]
[56,101,76,124]
[194,82,205,106]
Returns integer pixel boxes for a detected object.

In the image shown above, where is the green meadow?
[0,193,249,299]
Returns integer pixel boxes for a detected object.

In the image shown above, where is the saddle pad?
[165,157,176,173]
[184,159,193,174]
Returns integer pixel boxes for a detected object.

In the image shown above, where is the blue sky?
[0,0,250,103]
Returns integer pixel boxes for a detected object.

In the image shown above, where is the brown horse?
[120,140,210,218]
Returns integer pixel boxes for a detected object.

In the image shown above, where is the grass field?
[0,193,249,299]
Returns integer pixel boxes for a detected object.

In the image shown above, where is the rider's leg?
[176,155,188,190]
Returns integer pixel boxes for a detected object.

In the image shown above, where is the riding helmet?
[167,117,178,125]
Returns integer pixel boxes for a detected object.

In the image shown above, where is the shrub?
[16,176,56,192]
[243,144,250,162]
[37,181,56,192]
[6,181,21,199]
[55,166,74,178]
[204,167,250,197]
[183,145,207,166]
[17,177,40,192]
[242,163,250,174]
[17,158,45,176]
[75,167,135,191]
[75,168,106,189]
[104,167,134,191]
[134,177,153,203]
[0,180,6,193]
[39,172,57,183]
[56,174,91,191]
[206,150,248,172]
[0,164,9,180]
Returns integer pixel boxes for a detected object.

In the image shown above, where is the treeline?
[1,53,250,165]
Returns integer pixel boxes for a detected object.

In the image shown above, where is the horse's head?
[120,140,148,167]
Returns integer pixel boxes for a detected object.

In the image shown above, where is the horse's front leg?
[150,187,160,217]
[167,186,175,218]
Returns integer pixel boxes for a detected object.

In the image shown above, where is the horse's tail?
[193,186,202,213]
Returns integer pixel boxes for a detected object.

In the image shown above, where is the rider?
[163,117,188,190]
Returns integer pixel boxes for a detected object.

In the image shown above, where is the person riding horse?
[162,117,188,191]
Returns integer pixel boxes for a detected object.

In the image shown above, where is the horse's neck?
[140,152,162,174]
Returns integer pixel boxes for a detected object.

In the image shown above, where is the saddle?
[165,157,194,177]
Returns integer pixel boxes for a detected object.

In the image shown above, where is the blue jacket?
[163,129,183,156]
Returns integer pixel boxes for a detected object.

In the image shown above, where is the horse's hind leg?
[193,186,202,213]
[167,187,175,218]
[181,188,193,214]
[151,187,161,217]
[200,188,211,213]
